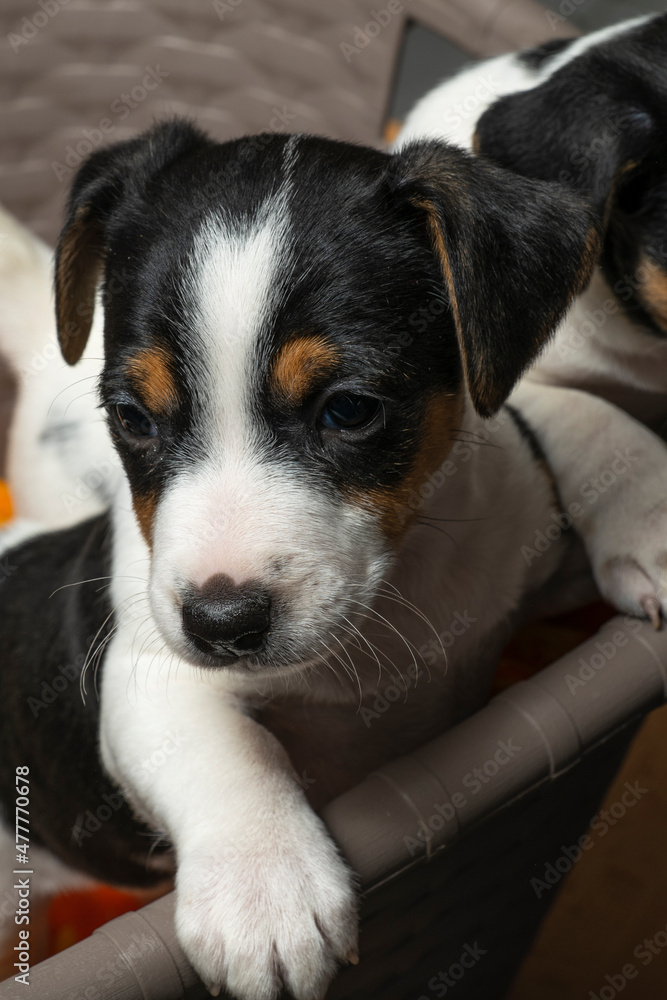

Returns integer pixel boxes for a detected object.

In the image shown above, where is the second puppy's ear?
[389,141,600,417]
[475,15,667,216]
[55,119,208,364]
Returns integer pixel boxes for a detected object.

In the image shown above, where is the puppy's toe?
[595,555,667,628]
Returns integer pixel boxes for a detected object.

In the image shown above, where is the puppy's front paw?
[175,812,357,1000]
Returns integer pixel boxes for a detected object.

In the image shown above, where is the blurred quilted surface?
[0,0,396,242]
[0,0,572,243]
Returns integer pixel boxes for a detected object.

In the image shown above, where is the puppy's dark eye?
[113,404,157,439]
[320,394,381,430]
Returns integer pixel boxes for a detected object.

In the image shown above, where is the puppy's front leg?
[511,380,667,624]
[99,640,357,1000]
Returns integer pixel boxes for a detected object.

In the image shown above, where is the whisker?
[448,427,500,449]
[49,574,146,598]
[331,633,363,710]
[419,515,488,523]
[338,615,386,687]
[46,374,100,418]
[346,599,426,682]
[64,390,104,419]
[320,639,359,694]
[416,520,458,547]
[375,585,442,678]
[80,591,147,701]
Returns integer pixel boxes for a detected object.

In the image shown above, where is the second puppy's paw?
[587,496,667,628]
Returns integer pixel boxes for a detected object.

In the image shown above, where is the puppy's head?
[476,13,667,334]
[54,120,597,674]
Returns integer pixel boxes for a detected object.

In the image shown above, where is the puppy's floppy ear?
[389,141,600,417]
[55,119,208,364]
[475,15,667,216]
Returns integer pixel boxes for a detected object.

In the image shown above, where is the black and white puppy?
[0,120,643,1000]
[397,11,667,622]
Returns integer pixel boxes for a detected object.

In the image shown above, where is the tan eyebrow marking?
[271,334,340,406]
[125,347,178,414]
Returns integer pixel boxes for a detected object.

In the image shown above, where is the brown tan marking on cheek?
[349,391,465,542]
[132,491,158,548]
[637,254,667,333]
[581,226,602,280]
[271,335,339,406]
[125,347,178,414]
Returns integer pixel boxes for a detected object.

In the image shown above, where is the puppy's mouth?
[176,626,330,677]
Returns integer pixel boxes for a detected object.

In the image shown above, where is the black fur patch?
[504,403,563,511]
[0,516,170,887]
[477,14,667,335]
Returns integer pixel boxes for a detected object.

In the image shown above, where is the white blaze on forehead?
[191,195,294,449]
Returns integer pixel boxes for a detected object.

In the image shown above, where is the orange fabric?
[48,887,151,954]
[383,117,402,143]
[0,481,12,524]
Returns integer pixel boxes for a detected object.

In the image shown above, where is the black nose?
[182,574,271,662]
